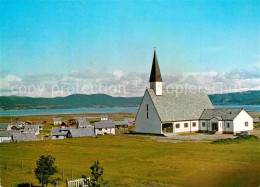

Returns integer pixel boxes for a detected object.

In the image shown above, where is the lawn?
[0,134,259,186]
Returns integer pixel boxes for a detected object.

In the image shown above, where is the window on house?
[227,123,230,128]
[98,128,102,131]
[202,122,206,127]
[184,123,188,128]
[146,104,149,119]
[192,122,196,127]
[245,122,248,127]
[176,124,180,128]
[105,128,107,130]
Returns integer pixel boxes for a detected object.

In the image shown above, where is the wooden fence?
[66,177,91,187]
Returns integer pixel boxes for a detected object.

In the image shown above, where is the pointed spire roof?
[149,50,162,82]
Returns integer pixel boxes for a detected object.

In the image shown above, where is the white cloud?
[0,64,259,97]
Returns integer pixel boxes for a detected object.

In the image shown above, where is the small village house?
[135,50,253,135]
[23,125,40,135]
[12,121,25,128]
[12,133,36,142]
[94,120,115,135]
[100,115,108,121]
[77,117,91,128]
[114,119,134,128]
[51,127,76,140]
[67,126,95,138]
[0,131,12,143]
[0,123,11,131]
[53,118,62,125]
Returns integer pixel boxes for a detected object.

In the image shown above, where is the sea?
[0,105,260,116]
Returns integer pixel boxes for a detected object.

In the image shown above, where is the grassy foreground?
[0,134,260,186]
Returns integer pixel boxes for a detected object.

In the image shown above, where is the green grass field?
[0,133,260,186]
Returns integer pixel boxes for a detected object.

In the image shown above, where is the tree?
[89,159,108,187]
[34,155,58,187]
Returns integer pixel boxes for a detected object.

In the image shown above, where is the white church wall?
[135,90,162,134]
[233,110,253,133]
[172,120,199,133]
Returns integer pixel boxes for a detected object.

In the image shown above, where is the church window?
[146,104,149,119]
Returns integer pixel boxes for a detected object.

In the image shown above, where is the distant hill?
[0,94,142,110]
[209,90,260,105]
[0,90,259,110]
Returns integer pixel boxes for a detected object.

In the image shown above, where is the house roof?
[0,131,12,137]
[53,118,61,121]
[94,120,115,128]
[23,125,39,133]
[114,120,132,126]
[200,109,243,120]
[149,50,162,82]
[77,117,90,127]
[51,127,76,136]
[12,133,36,142]
[12,122,25,127]
[69,127,94,138]
[0,123,10,131]
[147,89,214,122]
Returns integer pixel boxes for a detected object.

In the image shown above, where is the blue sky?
[0,0,259,97]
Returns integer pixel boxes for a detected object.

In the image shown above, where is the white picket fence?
[66,177,91,187]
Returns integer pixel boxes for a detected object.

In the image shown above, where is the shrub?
[212,135,259,144]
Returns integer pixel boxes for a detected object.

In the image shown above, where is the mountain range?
[0,90,259,110]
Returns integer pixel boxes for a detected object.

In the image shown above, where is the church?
[135,50,253,135]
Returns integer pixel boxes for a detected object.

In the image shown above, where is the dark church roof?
[149,50,162,82]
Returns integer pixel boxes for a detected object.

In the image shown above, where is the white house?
[94,120,115,135]
[200,109,253,135]
[53,118,62,125]
[0,131,12,143]
[100,115,108,121]
[77,117,91,128]
[135,50,253,135]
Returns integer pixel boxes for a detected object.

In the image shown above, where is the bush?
[212,135,259,144]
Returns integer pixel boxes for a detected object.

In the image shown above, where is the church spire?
[149,49,162,82]
[149,49,163,96]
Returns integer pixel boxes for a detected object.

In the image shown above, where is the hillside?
[209,90,260,105]
[0,94,142,110]
[0,90,259,110]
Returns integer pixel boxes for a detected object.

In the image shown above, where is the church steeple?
[149,50,162,82]
[149,49,163,96]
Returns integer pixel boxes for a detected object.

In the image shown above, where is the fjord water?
[0,105,260,116]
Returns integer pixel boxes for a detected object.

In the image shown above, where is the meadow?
[0,133,259,186]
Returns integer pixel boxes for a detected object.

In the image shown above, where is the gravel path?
[148,129,260,143]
